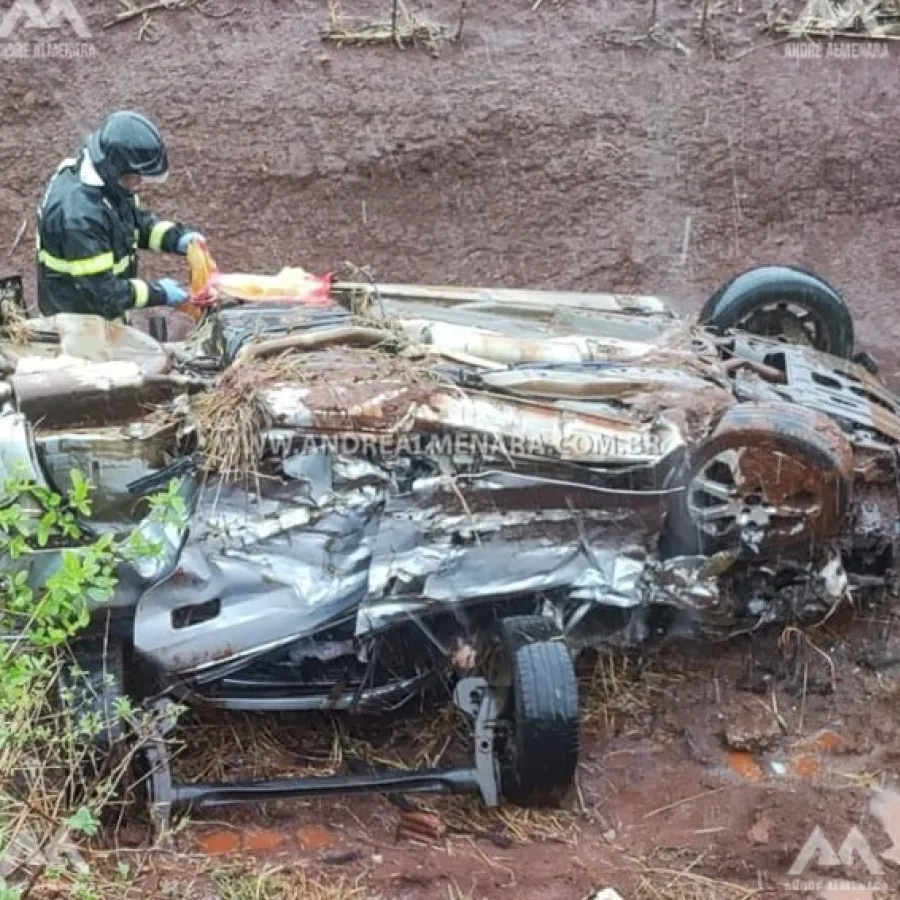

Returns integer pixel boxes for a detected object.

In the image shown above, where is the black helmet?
[86,110,169,187]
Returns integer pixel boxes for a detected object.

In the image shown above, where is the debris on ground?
[397,810,448,841]
[746,812,773,846]
[869,786,900,866]
[769,0,900,40]
[0,824,89,879]
[722,700,782,753]
[321,0,449,51]
[101,0,231,43]
[629,851,763,900]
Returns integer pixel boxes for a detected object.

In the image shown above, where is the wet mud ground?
[3,0,900,897]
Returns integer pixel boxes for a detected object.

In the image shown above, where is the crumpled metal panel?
[479,365,717,401]
[133,524,373,676]
[332,281,676,317]
[559,554,726,649]
[259,381,683,466]
[133,458,386,675]
[35,421,178,524]
[421,391,683,464]
[357,467,670,635]
[0,407,50,505]
[12,361,200,430]
[399,319,670,366]
[131,435,680,673]
[360,537,649,635]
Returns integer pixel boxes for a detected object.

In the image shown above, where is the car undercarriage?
[1,261,898,828]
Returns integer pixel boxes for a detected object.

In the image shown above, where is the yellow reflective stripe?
[149,221,175,252]
[39,249,133,277]
[38,249,114,277]
[131,279,150,308]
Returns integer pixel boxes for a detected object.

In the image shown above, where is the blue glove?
[177,231,204,254]
[157,277,189,306]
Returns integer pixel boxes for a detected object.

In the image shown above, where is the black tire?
[663,402,854,558]
[699,265,854,358]
[488,616,580,808]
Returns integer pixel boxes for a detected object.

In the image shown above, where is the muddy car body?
[1,264,897,821]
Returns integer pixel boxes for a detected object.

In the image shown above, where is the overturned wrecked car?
[0,260,897,824]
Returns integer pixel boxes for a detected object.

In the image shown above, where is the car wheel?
[484,616,580,808]
[699,265,854,358]
[664,402,854,558]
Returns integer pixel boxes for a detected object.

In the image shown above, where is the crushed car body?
[1,261,898,822]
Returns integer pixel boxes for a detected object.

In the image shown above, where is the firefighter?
[36,110,205,321]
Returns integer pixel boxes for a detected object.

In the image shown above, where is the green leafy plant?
[0,470,187,899]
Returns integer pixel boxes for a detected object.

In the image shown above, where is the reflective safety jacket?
[36,149,194,320]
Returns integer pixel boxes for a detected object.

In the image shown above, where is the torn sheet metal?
[135,475,383,675]
[260,378,683,466]
[357,467,669,635]
[12,361,201,429]
[399,319,671,365]
[419,391,684,465]
[478,365,719,401]
[10,433,887,687]
[0,407,51,505]
[281,446,333,504]
[131,442,678,671]
[35,420,178,523]
[331,281,677,317]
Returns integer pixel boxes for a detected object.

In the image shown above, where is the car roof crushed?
[0,286,898,665]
